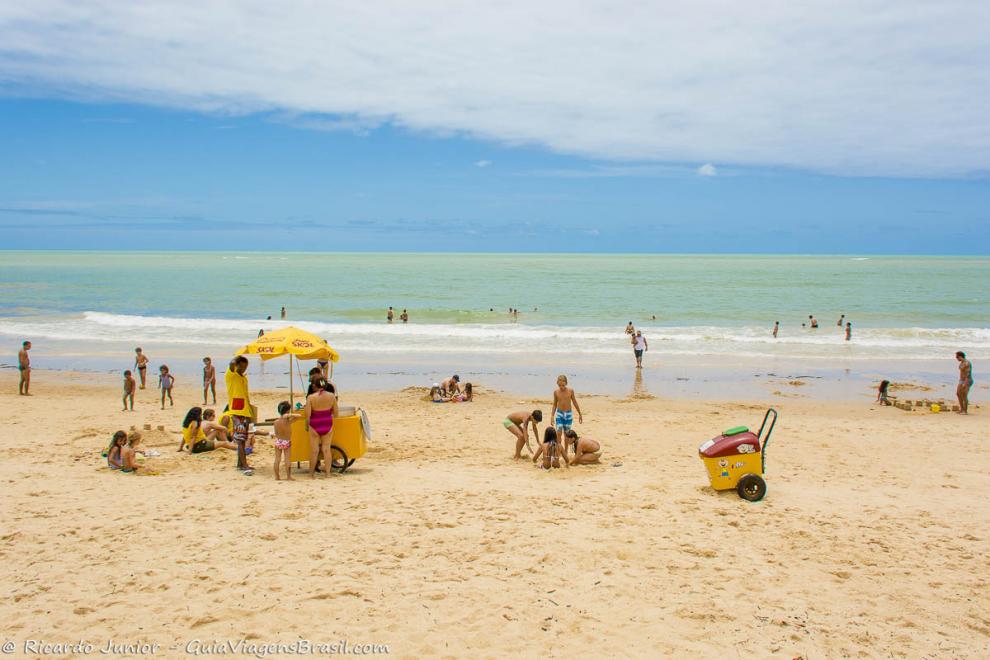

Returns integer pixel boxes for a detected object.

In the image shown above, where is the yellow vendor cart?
[236,326,371,473]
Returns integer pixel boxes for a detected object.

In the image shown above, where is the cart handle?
[756,408,778,474]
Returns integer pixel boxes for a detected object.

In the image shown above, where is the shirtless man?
[502,409,543,458]
[387,306,394,323]
[625,321,635,335]
[400,309,409,323]
[440,374,461,398]
[563,430,603,465]
[202,357,217,405]
[956,351,973,414]
[551,374,583,435]
[134,347,149,389]
[18,340,31,395]
[808,315,818,329]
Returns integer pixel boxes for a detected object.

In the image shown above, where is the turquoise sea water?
[0,251,986,397]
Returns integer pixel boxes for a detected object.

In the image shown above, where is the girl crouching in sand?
[533,427,569,470]
[107,430,126,469]
[121,430,144,473]
[563,430,603,465]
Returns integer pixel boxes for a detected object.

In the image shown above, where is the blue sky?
[1,2,988,253]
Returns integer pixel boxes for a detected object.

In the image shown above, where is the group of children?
[122,351,219,411]
[429,375,473,403]
[105,430,145,473]
[503,375,603,470]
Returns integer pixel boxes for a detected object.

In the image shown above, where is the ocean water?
[0,252,986,397]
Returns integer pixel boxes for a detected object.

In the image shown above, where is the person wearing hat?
[440,375,461,398]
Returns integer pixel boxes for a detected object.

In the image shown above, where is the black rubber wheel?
[736,474,767,502]
[330,446,349,473]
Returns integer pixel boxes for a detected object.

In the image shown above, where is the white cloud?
[0,1,988,177]
[475,160,491,168]
[697,163,717,177]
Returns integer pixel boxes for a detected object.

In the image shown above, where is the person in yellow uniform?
[226,356,255,475]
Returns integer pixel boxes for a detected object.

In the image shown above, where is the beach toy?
[930,404,940,413]
[698,408,777,502]
[143,424,152,431]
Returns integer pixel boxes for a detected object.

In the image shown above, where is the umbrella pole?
[289,354,294,408]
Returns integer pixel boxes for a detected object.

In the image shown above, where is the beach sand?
[1,372,987,658]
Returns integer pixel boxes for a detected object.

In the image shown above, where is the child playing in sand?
[122,370,135,411]
[107,430,126,469]
[877,380,891,406]
[121,430,144,473]
[503,409,542,458]
[273,401,302,481]
[430,384,444,403]
[563,430,603,465]
[450,382,473,402]
[158,365,174,409]
[551,375,583,435]
[533,427,568,470]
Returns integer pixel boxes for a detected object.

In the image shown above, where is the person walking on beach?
[202,357,216,405]
[17,340,31,395]
[134,347,149,389]
[632,330,648,368]
[845,322,852,341]
[772,321,779,338]
[122,370,135,411]
[158,365,175,409]
[226,356,255,475]
[956,351,973,414]
[551,375,583,435]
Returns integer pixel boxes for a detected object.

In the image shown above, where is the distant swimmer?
[18,340,31,395]
[837,314,845,327]
[387,306,394,323]
[845,322,852,341]
[134,347,149,389]
[956,351,973,414]
[503,409,543,458]
[280,306,286,319]
[772,321,779,338]
[563,430,602,465]
[625,321,635,335]
[809,315,819,329]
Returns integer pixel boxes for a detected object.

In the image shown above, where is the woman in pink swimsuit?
[305,378,338,479]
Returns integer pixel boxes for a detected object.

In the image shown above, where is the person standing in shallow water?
[387,306,394,323]
[632,330,648,368]
[956,351,973,414]
[280,306,286,319]
[845,322,852,341]
[772,321,779,338]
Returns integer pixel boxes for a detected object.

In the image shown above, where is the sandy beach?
[1,371,987,658]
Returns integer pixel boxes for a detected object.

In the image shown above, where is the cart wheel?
[329,446,349,473]
[736,474,767,502]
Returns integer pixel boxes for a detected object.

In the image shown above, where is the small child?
[430,384,444,403]
[532,427,569,470]
[877,380,891,405]
[158,365,174,409]
[122,370,135,411]
[272,400,302,481]
[107,430,127,469]
[451,383,473,402]
[121,430,144,473]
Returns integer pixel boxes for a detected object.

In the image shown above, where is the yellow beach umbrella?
[236,326,339,405]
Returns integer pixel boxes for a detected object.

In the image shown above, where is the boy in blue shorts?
[551,374,583,436]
